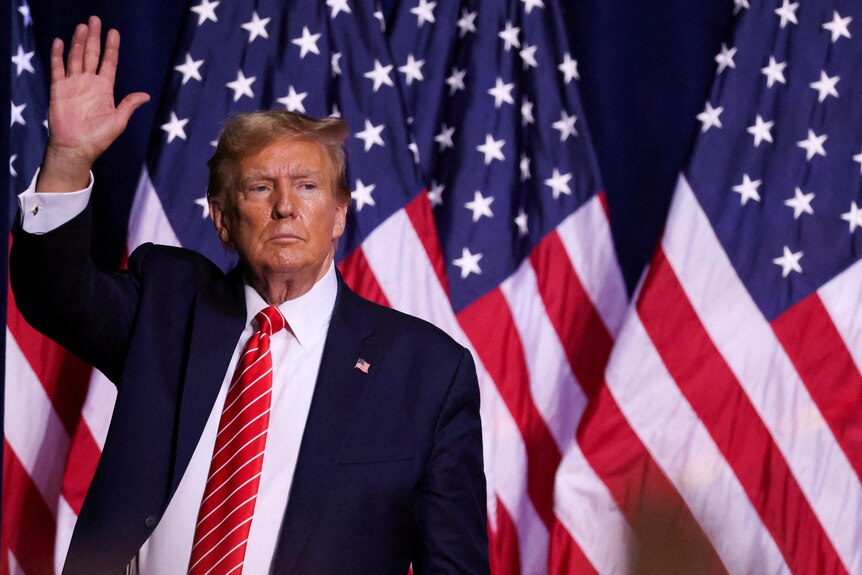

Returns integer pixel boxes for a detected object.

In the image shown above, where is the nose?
[272,184,296,219]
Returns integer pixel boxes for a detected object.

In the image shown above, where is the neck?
[244,256,333,305]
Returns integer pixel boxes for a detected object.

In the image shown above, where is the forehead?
[238,137,333,178]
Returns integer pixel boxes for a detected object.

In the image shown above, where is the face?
[210,138,347,292]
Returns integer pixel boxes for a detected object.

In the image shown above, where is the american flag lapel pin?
[354,358,371,374]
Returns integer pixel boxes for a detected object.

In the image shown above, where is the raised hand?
[37,16,150,193]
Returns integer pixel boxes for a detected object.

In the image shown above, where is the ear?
[332,201,347,240]
[210,197,233,246]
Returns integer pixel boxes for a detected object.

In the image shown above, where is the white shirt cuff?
[17,168,94,234]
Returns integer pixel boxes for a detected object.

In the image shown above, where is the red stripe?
[596,190,610,219]
[60,419,103,514]
[576,384,728,574]
[772,292,862,480]
[2,441,57,575]
[530,230,608,400]
[458,290,560,529]
[638,249,846,575]
[488,496,521,575]
[403,191,450,297]
[337,248,391,307]
[7,283,93,436]
[548,519,597,575]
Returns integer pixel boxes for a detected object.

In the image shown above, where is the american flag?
[567,0,862,572]
[4,0,627,574]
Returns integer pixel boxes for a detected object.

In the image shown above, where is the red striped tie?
[187,305,286,575]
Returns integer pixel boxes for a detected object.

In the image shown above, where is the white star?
[733,0,749,14]
[514,208,529,236]
[331,52,342,77]
[9,154,18,177]
[194,196,210,219]
[854,148,862,174]
[330,104,341,118]
[292,26,321,59]
[456,9,477,37]
[773,246,803,278]
[488,77,515,108]
[715,43,736,74]
[520,43,538,70]
[775,0,799,28]
[410,0,436,27]
[761,56,787,88]
[241,11,270,43]
[841,202,862,233]
[476,134,506,165]
[552,110,578,141]
[226,70,256,101]
[520,154,531,181]
[351,179,376,211]
[190,0,219,26]
[558,52,579,83]
[464,190,494,222]
[784,187,814,219]
[408,140,420,164]
[810,71,839,102]
[398,54,425,86]
[446,68,466,94]
[427,181,444,207]
[732,174,761,205]
[747,115,773,147]
[696,102,723,132]
[11,45,35,76]
[326,0,351,18]
[822,11,852,43]
[797,129,827,161]
[364,59,395,92]
[499,22,521,51]
[521,0,544,14]
[174,53,204,85]
[355,119,385,151]
[161,112,189,143]
[10,101,26,127]
[544,168,572,199]
[374,10,386,31]
[18,1,32,26]
[277,86,308,113]
[521,98,535,126]
[434,124,455,151]
[453,247,482,279]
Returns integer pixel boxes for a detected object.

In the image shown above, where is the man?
[11,17,489,574]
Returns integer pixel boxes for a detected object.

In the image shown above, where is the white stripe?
[499,260,584,452]
[7,549,25,575]
[556,195,628,337]
[664,175,862,572]
[606,313,789,574]
[553,441,634,574]
[191,516,253,573]
[360,207,549,574]
[209,417,270,471]
[196,472,262,529]
[216,386,273,441]
[818,257,862,376]
[5,328,69,514]
[128,166,181,251]
[80,369,117,450]
[223,362,272,416]
[54,494,77,574]
[192,494,258,552]
[203,452,265,508]
[202,539,248,575]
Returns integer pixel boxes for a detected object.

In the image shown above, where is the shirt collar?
[243,262,338,350]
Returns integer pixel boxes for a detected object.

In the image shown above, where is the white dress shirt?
[19,173,337,574]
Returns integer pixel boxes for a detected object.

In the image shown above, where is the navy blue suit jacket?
[11,207,489,574]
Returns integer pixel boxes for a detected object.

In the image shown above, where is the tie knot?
[254,305,286,336]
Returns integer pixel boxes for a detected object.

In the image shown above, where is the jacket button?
[145,514,158,528]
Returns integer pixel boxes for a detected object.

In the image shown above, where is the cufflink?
[32,206,39,216]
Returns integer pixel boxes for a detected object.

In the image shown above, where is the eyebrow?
[240,169,325,185]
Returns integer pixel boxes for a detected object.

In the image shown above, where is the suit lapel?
[170,266,247,497]
[272,277,379,572]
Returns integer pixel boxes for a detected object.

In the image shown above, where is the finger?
[99,28,120,84]
[83,15,102,74]
[66,22,88,75]
[50,38,65,84]
[116,92,151,124]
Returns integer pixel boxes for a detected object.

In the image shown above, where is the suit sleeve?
[10,204,147,383]
[412,347,491,574]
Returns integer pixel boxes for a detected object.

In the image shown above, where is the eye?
[249,184,270,193]
[301,182,318,191]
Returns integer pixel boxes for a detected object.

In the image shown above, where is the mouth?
[269,232,303,243]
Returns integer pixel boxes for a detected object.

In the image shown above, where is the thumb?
[116,92,151,124]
